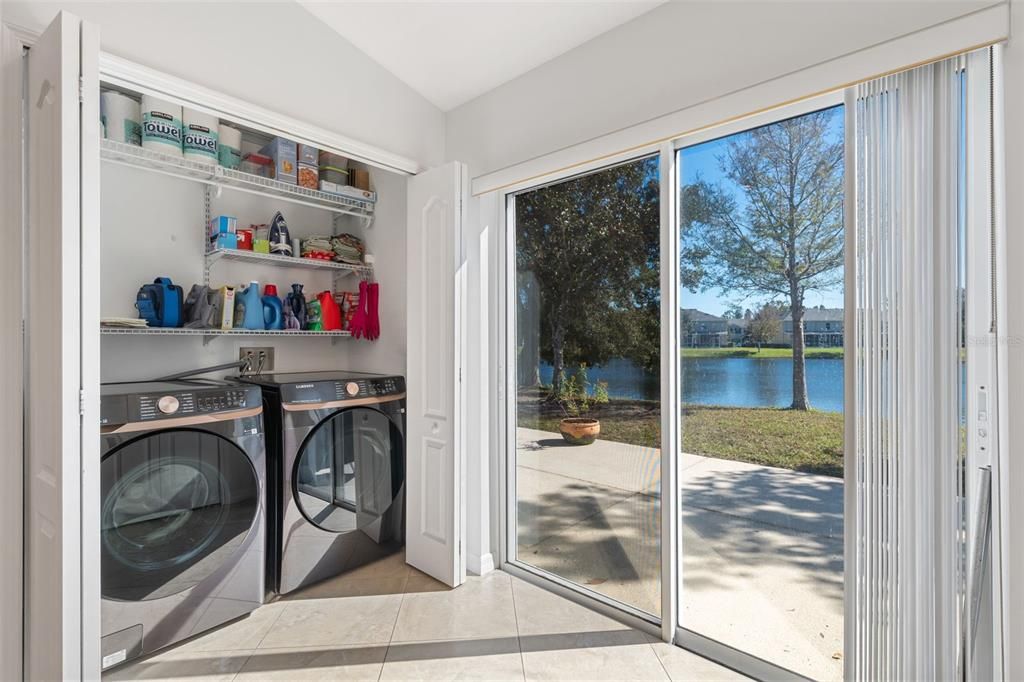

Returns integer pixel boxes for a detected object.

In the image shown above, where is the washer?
[99,380,265,671]
[237,371,406,596]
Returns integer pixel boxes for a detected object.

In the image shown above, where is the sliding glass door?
[676,105,846,680]
[502,47,999,680]
[510,155,662,618]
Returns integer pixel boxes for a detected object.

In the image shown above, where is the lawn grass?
[518,392,843,478]
[681,346,843,359]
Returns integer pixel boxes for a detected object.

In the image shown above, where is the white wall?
[3,0,445,168]
[446,0,1002,177]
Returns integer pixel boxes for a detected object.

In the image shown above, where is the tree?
[682,108,844,409]
[748,304,784,351]
[723,303,744,319]
[516,157,660,393]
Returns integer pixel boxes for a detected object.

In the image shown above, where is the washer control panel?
[331,376,404,400]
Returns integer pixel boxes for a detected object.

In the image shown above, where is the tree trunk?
[789,291,810,410]
[550,320,566,396]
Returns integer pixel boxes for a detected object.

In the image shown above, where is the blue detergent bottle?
[235,281,266,330]
[262,284,284,330]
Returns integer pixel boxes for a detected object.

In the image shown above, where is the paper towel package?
[100,91,141,145]
[183,108,219,164]
[141,95,183,156]
[219,124,243,169]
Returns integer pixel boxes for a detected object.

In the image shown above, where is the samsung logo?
[295,384,315,389]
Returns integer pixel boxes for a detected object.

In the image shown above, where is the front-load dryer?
[236,371,405,596]
[99,380,265,670]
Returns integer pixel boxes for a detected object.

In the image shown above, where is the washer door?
[101,429,259,602]
[294,407,403,539]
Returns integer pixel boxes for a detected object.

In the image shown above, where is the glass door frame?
[670,93,844,681]
[495,91,847,681]
[497,145,668,641]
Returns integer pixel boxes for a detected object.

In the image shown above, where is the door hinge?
[78,77,85,104]
[79,389,85,416]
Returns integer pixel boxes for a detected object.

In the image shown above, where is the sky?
[677,105,845,317]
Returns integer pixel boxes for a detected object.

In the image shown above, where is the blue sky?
[677,106,845,316]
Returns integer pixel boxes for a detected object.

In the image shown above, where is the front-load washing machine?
[99,380,265,670]
[236,371,405,596]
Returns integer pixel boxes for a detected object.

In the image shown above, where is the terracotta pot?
[559,417,600,445]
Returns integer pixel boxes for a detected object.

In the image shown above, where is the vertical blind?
[848,54,969,681]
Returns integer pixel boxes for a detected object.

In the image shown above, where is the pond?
[540,356,846,413]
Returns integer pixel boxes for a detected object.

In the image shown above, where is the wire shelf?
[205,248,372,276]
[100,140,376,222]
[101,326,352,338]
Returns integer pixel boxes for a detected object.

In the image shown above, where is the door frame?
[15,11,102,680]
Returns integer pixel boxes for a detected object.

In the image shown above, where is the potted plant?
[553,364,609,445]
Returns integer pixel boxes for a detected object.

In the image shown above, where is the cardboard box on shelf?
[297,163,319,190]
[258,137,298,184]
[298,143,318,165]
[218,286,236,330]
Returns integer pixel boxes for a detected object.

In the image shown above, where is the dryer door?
[101,429,259,602]
[294,407,404,542]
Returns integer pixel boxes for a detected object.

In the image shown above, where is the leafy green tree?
[516,157,659,392]
[748,303,784,351]
[682,108,844,409]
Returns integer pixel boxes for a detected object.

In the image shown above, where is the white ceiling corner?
[297,1,666,111]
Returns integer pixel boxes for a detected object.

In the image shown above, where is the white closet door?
[406,162,467,587]
[24,11,101,680]
[0,22,26,682]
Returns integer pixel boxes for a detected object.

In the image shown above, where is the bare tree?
[683,108,844,409]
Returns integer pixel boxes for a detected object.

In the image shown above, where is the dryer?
[99,380,265,670]
[237,371,406,596]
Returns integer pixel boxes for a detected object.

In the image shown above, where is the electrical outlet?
[239,347,274,374]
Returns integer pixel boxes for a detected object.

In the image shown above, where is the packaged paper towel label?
[141,95,183,156]
[183,108,219,164]
[100,91,141,145]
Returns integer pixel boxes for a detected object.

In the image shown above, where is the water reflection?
[541,357,845,413]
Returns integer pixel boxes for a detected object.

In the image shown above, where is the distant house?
[781,307,844,347]
[727,317,749,346]
[681,308,729,347]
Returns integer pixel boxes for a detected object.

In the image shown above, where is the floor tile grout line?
[378,572,411,681]
[508,578,528,681]
[650,640,674,682]
[252,601,289,651]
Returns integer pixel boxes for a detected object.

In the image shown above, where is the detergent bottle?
[234,281,266,330]
[319,290,342,331]
[262,284,284,330]
[285,283,307,328]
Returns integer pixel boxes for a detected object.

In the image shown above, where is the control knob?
[157,395,180,414]
[346,382,360,397]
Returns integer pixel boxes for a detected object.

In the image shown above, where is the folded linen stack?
[101,317,150,328]
[332,233,365,264]
[301,235,334,261]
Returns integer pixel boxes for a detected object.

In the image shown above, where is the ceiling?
[297,1,665,111]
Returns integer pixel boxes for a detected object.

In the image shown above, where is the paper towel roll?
[141,95,183,157]
[100,91,141,146]
[218,124,242,169]
[183,108,219,165]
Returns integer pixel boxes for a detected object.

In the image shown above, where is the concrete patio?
[516,427,844,681]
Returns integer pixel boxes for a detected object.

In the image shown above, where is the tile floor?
[105,552,748,681]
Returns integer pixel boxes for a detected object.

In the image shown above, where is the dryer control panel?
[101,382,261,425]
